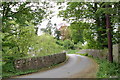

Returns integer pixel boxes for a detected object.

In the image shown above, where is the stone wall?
[14,52,66,71]
[77,49,108,59]
[113,44,120,63]
[78,45,120,63]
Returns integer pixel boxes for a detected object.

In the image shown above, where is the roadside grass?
[67,49,119,78]
[80,55,119,78]
[95,58,119,78]
[83,55,119,78]
[66,49,80,54]
[2,55,69,79]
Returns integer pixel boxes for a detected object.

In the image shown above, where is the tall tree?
[69,21,86,44]
[59,2,119,49]
[1,2,47,59]
[105,4,113,62]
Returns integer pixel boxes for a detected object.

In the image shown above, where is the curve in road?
[13,54,98,78]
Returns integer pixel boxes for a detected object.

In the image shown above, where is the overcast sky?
[37,1,70,35]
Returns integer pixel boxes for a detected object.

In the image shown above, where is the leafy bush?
[63,39,74,49]
[74,41,83,49]
[33,34,64,56]
[56,40,64,46]
[79,53,88,56]
[95,58,119,78]
[2,58,15,73]
[82,41,104,49]
[56,39,75,49]
[2,33,64,78]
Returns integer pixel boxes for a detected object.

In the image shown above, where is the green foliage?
[56,40,74,49]
[69,22,87,44]
[79,53,88,56]
[2,22,38,77]
[33,34,63,56]
[2,23,36,61]
[56,40,83,50]
[81,44,89,49]
[1,2,45,27]
[59,2,119,49]
[2,58,15,73]
[54,29,61,40]
[95,58,119,78]
[56,40,64,46]
[1,2,47,61]
[83,41,103,49]
[2,33,64,78]
[74,41,83,49]
[1,2,64,78]
[67,49,80,54]
[63,39,74,49]
[1,1,119,78]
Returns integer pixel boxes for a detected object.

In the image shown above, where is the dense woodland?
[0,1,120,78]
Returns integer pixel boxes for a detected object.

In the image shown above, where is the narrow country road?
[13,54,98,78]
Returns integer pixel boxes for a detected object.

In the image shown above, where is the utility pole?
[105,5,113,63]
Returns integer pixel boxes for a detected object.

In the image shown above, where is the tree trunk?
[105,5,113,62]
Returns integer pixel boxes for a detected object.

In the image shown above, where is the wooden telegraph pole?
[105,4,113,63]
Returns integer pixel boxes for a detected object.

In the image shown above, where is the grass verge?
[66,49,80,54]
[95,58,119,78]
